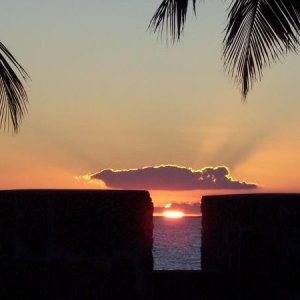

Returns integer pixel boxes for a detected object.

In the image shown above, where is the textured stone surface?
[0,189,153,300]
[201,193,300,299]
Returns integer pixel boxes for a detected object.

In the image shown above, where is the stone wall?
[201,193,300,299]
[152,271,235,300]
[0,189,153,300]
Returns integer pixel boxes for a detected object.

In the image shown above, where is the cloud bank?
[89,165,257,190]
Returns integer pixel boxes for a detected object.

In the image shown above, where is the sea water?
[153,216,201,270]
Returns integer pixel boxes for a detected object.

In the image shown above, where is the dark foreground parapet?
[201,193,300,299]
[153,271,235,300]
[0,189,153,300]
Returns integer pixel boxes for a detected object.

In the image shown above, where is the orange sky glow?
[0,1,299,202]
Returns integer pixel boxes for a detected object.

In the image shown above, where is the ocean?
[153,216,202,270]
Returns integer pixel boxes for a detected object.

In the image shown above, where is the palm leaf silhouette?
[0,42,29,132]
[149,0,197,42]
[224,0,300,99]
[149,0,300,99]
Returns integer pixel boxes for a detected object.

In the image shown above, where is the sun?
[163,210,184,219]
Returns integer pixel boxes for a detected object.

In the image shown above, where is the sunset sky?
[1,0,300,207]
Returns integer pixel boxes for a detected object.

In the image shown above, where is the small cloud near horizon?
[82,165,257,191]
[154,202,201,215]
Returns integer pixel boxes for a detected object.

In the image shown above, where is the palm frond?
[223,0,300,99]
[149,0,198,42]
[0,42,29,133]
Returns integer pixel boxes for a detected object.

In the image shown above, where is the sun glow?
[163,210,184,219]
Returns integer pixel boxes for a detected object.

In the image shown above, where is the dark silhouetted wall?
[201,194,300,300]
[0,190,153,300]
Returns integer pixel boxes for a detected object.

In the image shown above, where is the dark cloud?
[90,165,257,190]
